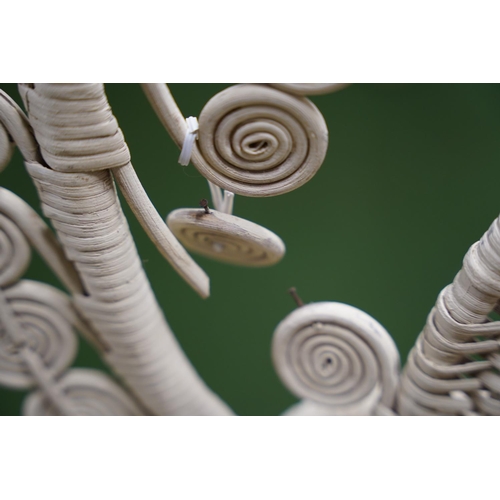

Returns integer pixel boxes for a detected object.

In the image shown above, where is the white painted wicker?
[2,82,498,416]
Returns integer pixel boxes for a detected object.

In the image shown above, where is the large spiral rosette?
[195,84,329,197]
[0,213,31,288]
[167,208,285,267]
[23,369,144,416]
[0,281,78,389]
[272,302,400,414]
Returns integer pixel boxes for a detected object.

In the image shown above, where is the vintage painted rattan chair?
[0,83,498,415]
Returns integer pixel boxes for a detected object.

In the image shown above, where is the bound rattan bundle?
[397,215,500,415]
[0,85,233,415]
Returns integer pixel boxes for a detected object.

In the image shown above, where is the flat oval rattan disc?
[167,208,285,267]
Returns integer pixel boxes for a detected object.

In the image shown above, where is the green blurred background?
[1,83,500,416]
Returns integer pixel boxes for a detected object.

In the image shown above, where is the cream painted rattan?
[2,82,498,416]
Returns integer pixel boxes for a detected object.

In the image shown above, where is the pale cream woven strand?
[207,181,234,214]
[398,215,500,415]
[141,83,329,198]
[272,302,401,416]
[0,89,41,166]
[18,84,233,415]
[0,118,14,172]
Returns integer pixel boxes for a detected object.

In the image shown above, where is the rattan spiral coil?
[142,83,329,197]
[273,302,400,416]
[24,157,232,415]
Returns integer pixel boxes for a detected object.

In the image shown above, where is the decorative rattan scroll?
[3,82,497,416]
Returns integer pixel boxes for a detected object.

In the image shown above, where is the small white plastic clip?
[222,190,234,215]
[208,180,235,215]
[178,116,199,166]
[178,117,235,214]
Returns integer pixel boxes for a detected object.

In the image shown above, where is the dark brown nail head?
[199,198,210,214]
[288,287,304,307]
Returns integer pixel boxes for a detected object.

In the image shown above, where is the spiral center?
[247,140,268,153]
[239,133,276,160]
[235,128,282,165]
[211,109,297,174]
[286,324,379,405]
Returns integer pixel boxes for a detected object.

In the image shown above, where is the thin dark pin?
[288,287,304,307]
[199,198,210,214]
